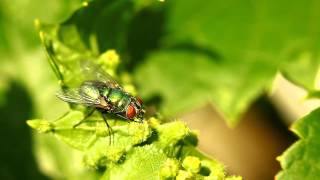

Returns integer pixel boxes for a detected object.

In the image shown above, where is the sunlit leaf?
[277,108,320,179]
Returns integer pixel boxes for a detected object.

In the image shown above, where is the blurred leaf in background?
[0,0,85,55]
[133,0,320,126]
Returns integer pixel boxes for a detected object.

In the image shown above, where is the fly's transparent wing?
[80,60,122,89]
[56,88,101,105]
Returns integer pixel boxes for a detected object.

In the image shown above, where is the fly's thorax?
[100,86,110,97]
[106,88,131,111]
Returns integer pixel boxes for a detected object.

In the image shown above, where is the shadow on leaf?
[0,80,48,180]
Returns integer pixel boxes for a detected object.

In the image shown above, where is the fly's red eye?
[137,97,143,105]
[126,104,136,119]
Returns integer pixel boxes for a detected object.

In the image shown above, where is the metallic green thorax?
[106,88,131,112]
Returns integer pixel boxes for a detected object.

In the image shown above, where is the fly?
[56,60,145,143]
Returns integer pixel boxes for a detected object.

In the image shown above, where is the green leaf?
[28,111,152,166]
[135,50,275,125]
[28,114,239,179]
[0,0,85,55]
[82,120,151,167]
[102,145,167,179]
[134,0,320,125]
[33,134,100,179]
[277,107,320,179]
[165,0,320,89]
[281,51,320,90]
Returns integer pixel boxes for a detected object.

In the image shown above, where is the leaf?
[33,134,100,179]
[165,0,320,89]
[277,107,320,179]
[28,114,240,179]
[82,121,152,167]
[134,0,320,125]
[281,51,320,91]
[28,111,152,167]
[0,0,85,55]
[135,50,276,125]
[102,145,167,179]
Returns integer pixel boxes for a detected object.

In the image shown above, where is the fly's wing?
[56,88,101,105]
[80,60,122,89]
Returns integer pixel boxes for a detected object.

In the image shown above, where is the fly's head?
[125,97,145,122]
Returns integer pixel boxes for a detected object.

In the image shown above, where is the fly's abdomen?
[107,88,131,112]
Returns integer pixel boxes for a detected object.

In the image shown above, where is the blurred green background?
[0,0,319,179]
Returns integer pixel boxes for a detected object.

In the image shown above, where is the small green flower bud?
[182,156,201,174]
[176,170,193,180]
[160,158,179,179]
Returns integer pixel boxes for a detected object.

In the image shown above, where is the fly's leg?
[73,108,96,128]
[102,113,114,145]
